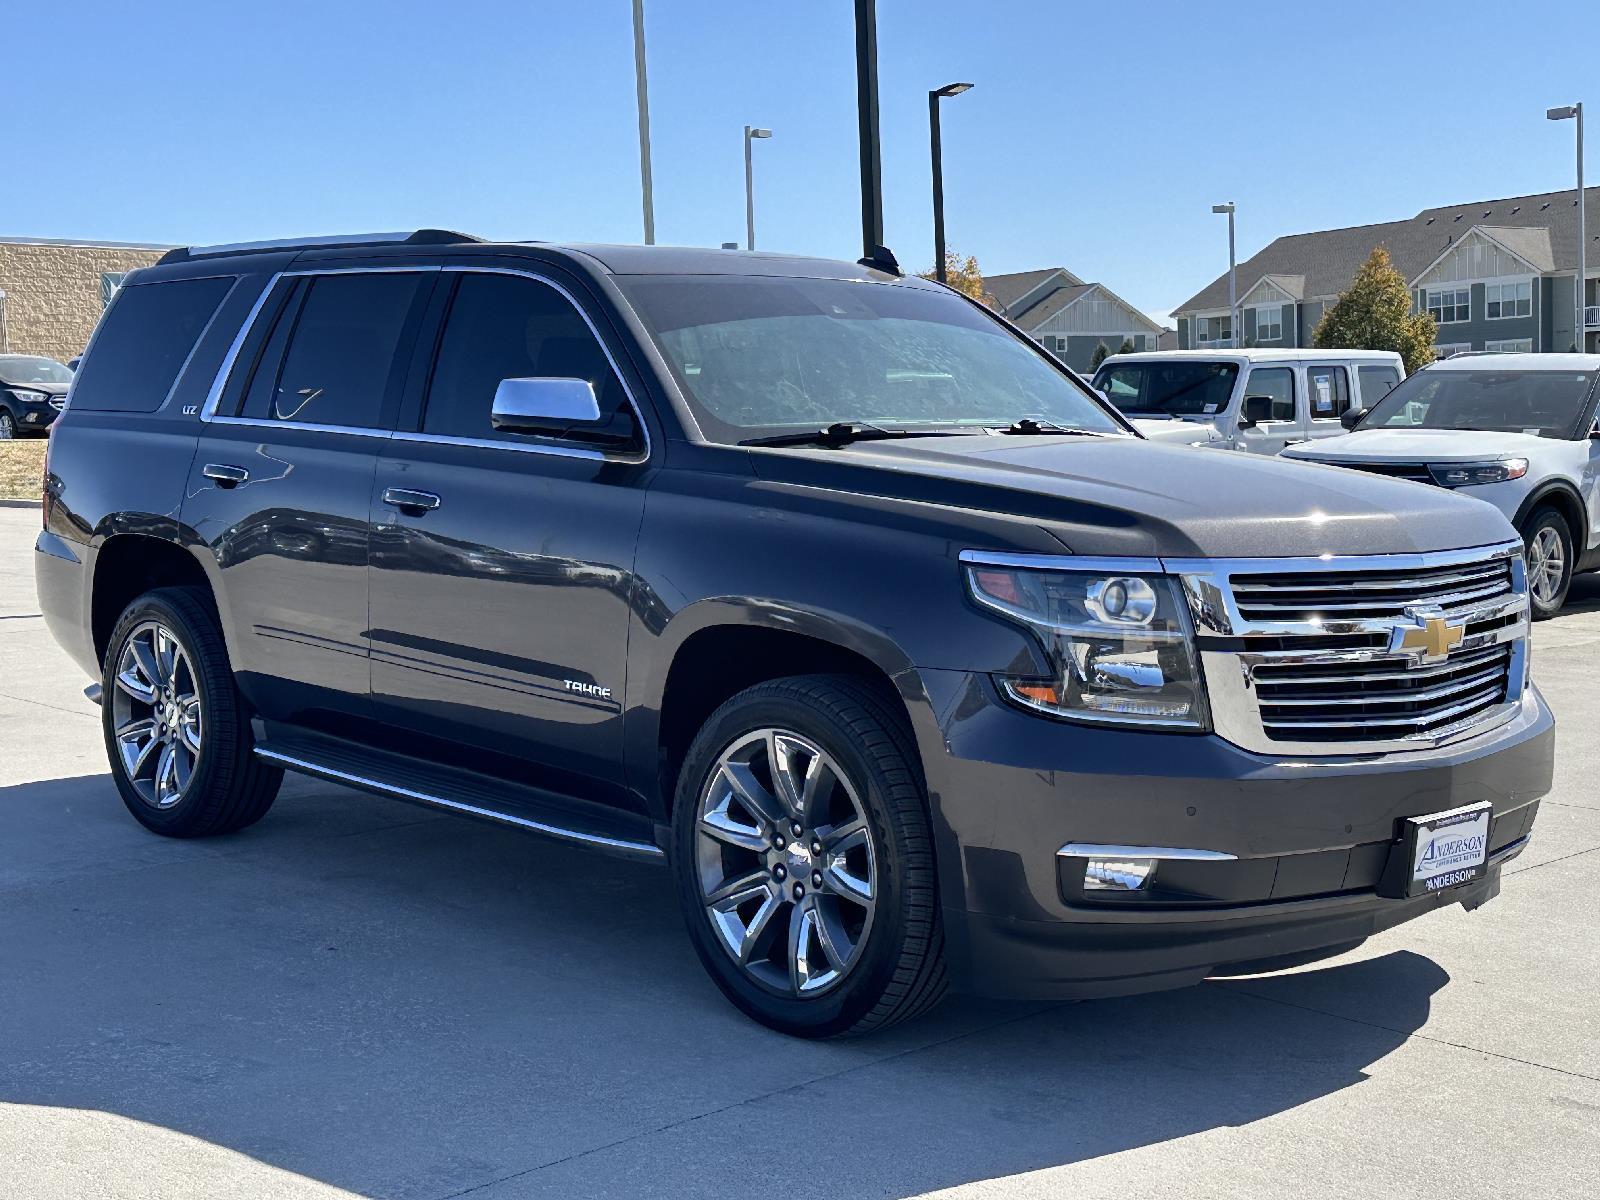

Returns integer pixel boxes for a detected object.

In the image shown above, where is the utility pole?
[744,125,772,250]
[929,82,973,283]
[854,0,883,260]
[632,0,655,244]
[1213,203,1237,346]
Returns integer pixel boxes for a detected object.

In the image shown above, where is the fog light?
[1083,858,1156,891]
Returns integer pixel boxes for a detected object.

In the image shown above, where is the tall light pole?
[744,126,772,251]
[854,0,883,260]
[1212,203,1237,347]
[1549,103,1585,350]
[631,0,655,244]
[929,82,974,283]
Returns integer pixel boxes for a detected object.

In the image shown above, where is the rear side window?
[244,272,423,429]
[1307,365,1351,418]
[1358,365,1401,405]
[69,277,234,412]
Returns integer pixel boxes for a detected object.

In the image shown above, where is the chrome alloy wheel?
[1527,526,1566,607]
[111,620,203,809]
[695,728,877,996]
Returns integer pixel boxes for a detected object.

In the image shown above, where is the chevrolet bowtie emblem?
[1390,607,1466,664]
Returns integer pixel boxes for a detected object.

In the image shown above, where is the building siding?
[0,242,166,361]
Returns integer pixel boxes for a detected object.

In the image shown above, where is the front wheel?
[1522,508,1573,619]
[672,676,946,1038]
[0,410,15,439]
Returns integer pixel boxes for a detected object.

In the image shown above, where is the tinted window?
[69,277,233,412]
[1364,369,1597,439]
[1358,365,1401,406]
[1244,367,1295,421]
[257,273,422,429]
[620,275,1122,441]
[1093,361,1238,416]
[1306,365,1351,418]
[423,273,637,445]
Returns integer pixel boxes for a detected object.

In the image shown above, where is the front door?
[1235,364,1302,453]
[182,268,433,726]
[367,267,653,806]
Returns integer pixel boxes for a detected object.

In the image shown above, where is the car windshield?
[617,275,1126,442]
[0,356,74,385]
[1362,368,1598,439]
[1092,360,1239,416]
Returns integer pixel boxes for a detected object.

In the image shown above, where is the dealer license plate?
[1405,803,1492,897]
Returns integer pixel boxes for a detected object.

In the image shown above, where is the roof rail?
[156,229,482,265]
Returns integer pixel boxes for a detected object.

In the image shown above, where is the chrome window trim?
[197,263,652,465]
[1058,844,1237,861]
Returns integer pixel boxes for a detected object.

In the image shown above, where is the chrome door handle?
[382,488,441,512]
[202,463,249,487]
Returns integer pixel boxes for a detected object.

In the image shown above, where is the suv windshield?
[1361,368,1599,439]
[617,275,1125,443]
[0,356,74,386]
[1093,360,1239,416]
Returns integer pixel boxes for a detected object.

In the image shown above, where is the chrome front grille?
[1172,542,1530,756]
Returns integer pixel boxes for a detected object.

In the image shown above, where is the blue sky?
[16,1,1600,322]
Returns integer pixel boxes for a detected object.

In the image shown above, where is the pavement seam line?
[429,999,1075,1199]
[1219,982,1600,1084]
[0,689,100,720]
[1505,843,1600,875]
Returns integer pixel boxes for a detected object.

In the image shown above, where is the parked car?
[37,231,1551,1037]
[1283,352,1600,618]
[0,354,74,438]
[1092,349,1404,455]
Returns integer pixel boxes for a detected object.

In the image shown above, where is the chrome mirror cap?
[491,377,601,431]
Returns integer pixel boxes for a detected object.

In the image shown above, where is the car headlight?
[965,561,1210,729]
[10,389,49,405]
[1428,458,1528,487]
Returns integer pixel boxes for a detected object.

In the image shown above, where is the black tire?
[0,409,15,440]
[102,586,282,837]
[1521,508,1573,619]
[672,675,946,1038]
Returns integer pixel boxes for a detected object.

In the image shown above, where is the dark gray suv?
[35,230,1552,1037]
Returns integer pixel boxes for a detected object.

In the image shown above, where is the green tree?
[919,249,998,309]
[1089,341,1111,370]
[1117,339,1136,355]
[1312,246,1437,374]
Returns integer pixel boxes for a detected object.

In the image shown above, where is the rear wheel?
[1522,508,1573,619]
[672,675,946,1038]
[103,587,282,836]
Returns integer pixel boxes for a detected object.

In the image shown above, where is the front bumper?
[10,402,60,433]
[915,669,1555,1000]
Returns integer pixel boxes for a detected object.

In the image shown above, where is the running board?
[253,730,664,862]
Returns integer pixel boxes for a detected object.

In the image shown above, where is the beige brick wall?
[0,242,168,362]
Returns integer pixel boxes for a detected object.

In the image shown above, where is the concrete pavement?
[1,506,1596,1199]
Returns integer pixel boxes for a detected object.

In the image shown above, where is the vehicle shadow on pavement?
[1,773,1447,1199]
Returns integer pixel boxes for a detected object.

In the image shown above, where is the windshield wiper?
[740,422,969,448]
[1000,418,1118,437]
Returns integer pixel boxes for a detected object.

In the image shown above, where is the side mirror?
[490,377,602,435]
[1340,407,1365,431]
[1238,394,1275,428]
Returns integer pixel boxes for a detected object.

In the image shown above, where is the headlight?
[10,389,49,405]
[1428,459,1528,487]
[965,561,1210,729]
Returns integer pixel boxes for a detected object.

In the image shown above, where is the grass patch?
[0,439,48,501]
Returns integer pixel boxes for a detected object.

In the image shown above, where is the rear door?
[182,267,435,726]
[1235,364,1303,453]
[1303,362,1356,443]
[366,264,653,806]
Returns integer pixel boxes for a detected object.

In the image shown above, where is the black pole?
[930,90,946,282]
[854,0,883,260]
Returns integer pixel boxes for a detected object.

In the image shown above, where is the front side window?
[1094,360,1239,416]
[1244,367,1295,421]
[1426,287,1471,324]
[1363,368,1597,439]
[619,275,1124,442]
[259,272,423,429]
[422,273,638,447]
[1485,281,1532,319]
[1251,305,1283,342]
[1307,365,1352,418]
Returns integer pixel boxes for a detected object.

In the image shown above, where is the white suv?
[1283,353,1600,617]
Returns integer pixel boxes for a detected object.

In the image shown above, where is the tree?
[1117,339,1136,355]
[1089,341,1111,370]
[919,249,998,309]
[1312,246,1437,374]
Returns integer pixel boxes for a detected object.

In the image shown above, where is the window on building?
[1434,342,1473,358]
[1251,305,1283,342]
[1426,287,1471,324]
[1485,281,1532,319]
[1484,338,1534,353]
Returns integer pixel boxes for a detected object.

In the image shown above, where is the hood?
[1282,428,1551,463]
[1129,416,1227,446]
[748,434,1514,559]
[1,378,69,398]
